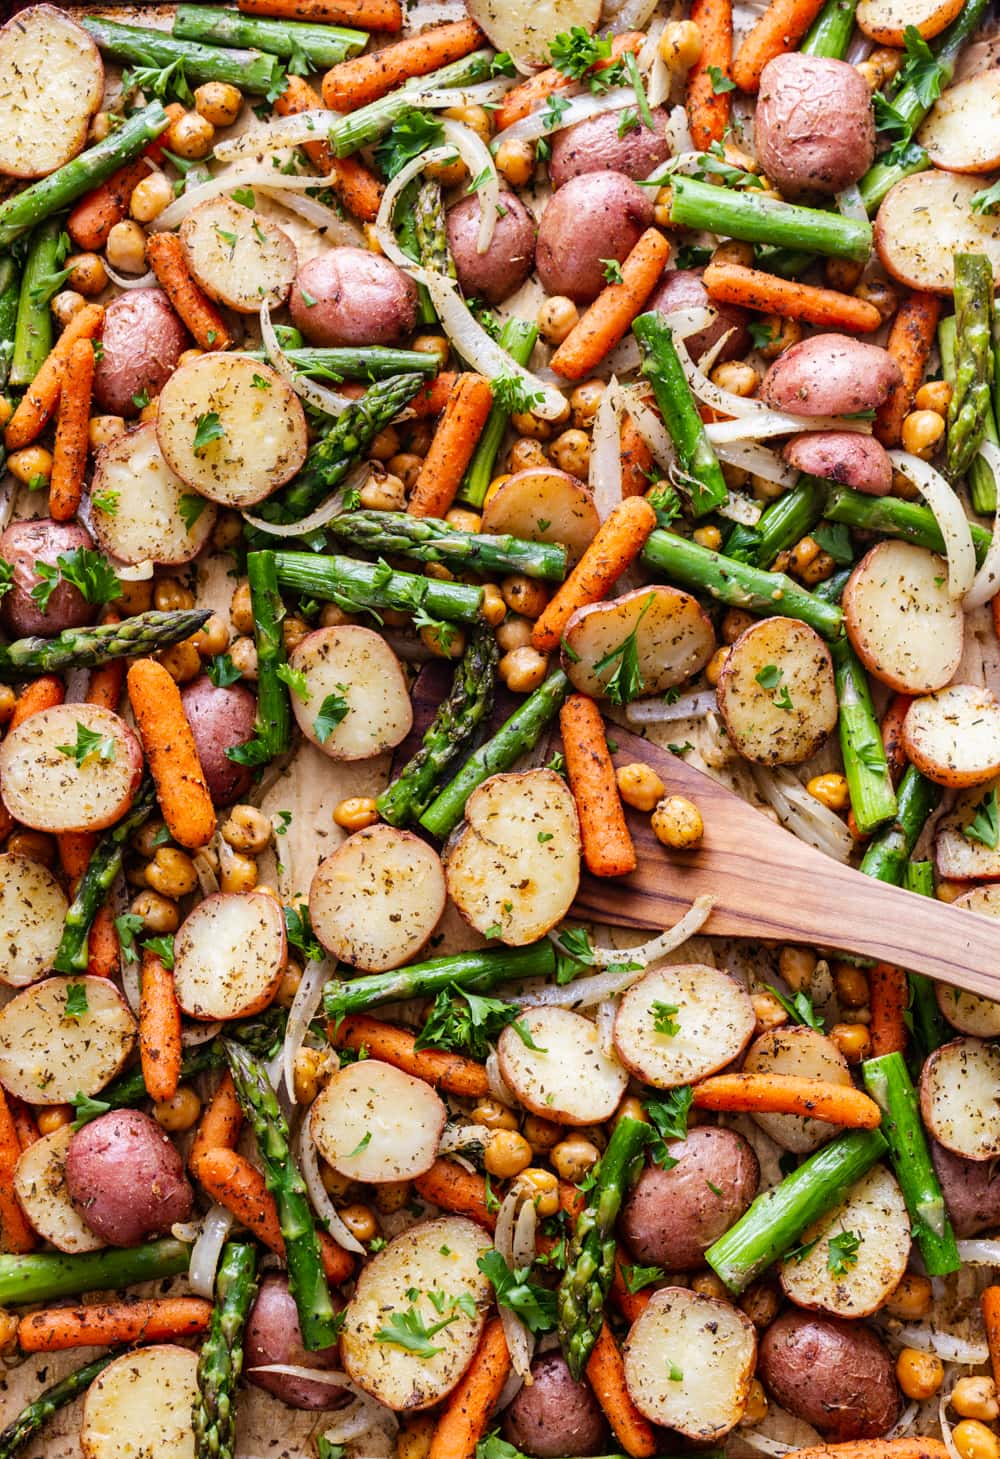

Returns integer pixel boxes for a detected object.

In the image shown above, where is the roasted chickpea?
[5,830,55,867]
[659,18,703,69]
[740,1379,769,1427]
[51,290,86,328]
[397,1415,436,1459]
[165,111,215,160]
[538,295,578,345]
[194,81,242,127]
[652,795,704,849]
[721,608,754,644]
[570,380,606,429]
[522,1115,563,1151]
[221,805,272,855]
[893,1348,944,1401]
[500,574,548,620]
[508,437,548,472]
[333,797,379,833]
[807,772,850,812]
[411,334,450,368]
[7,445,52,485]
[442,103,492,143]
[829,1021,870,1063]
[145,846,199,900]
[89,415,126,452]
[373,1179,411,1214]
[130,171,174,224]
[901,409,945,460]
[825,257,865,293]
[130,889,180,934]
[799,550,836,586]
[220,852,258,895]
[614,1096,648,1127]
[0,1309,20,1354]
[952,1421,1000,1459]
[357,469,405,512]
[496,615,533,653]
[714,240,755,269]
[499,645,549,693]
[37,1107,72,1136]
[789,535,821,574]
[320,603,352,629]
[549,428,590,477]
[705,645,729,686]
[106,220,147,274]
[653,185,675,229]
[885,1272,933,1320]
[485,1129,533,1178]
[692,525,722,550]
[514,1167,560,1216]
[854,277,898,324]
[339,1203,379,1243]
[282,616,310,654]
[274,962,303,1009]
[752,990,789,1034]
[293,1047,327,1106]
[388,452,424,490]
[616,761,666,813]
[779,945,816,992]
[952,1379,1000,1423]
[0,396,11,430]
[155,577,196,612]
[712,361,759,397]
[691,1270,729,1300]
[936,878,964,903]
[420,621,465,659]
[212,510,243,552]
[424,153,466,187]
[833,961,869,1008]
[479,583,506,627]
[229,636,258,679]
[139,398,159,425]
[153,1086,202,1133]
[90,111,112,143]
[758,317,802,359]
[472,1099,519,1132]
[551,1136,600,1182]
[915,380,952,415]
[739,1282,779,1328]
[0,685,15,725]
[510,408,551,442]
[192,613,229,658]
[445,507,482,533]
[495,138,535,187]
[159,638,201,683]
[320,1161,354,1200]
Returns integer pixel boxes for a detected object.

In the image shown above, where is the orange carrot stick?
[587,1323,657,1458]
[145,232,230,352]
[239,0,403,29]
[5,305,104,451]
[551,230,671,382]
[66,105,183,252]
[560,695,636,878]
[18,1297,213,1353]
[785,1442,950,1459]
[322,19,483,111]
[983,1286,1000,1388]
[49,337,95,523]
[686,0,733,148]
[620,410,655,498]
[692,1072,882,1127]
[275,74,383,221]
[332,1015,489,1098]
[0,1087,35,1253]
[732,0,828,91]
[409,371,458,418]
[408,374,494,519]
[874,293,941,447]
[869,964,908,1057]
[139,948,182,1105]
[430,1317,510,1459]
[9,1099,38,1153]
[611,1254,652,1324]
[532,497,657,653]
[189,1073,244,1174]
[494,33,645,132]
[881,693,914,785]
[126,659,216,849]
[414,1159,497,1231]
[703,261,881,333]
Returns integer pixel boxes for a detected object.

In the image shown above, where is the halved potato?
[309,826,445,972]
[497,1005,629,1125]
[0,852,68,987]
[0,704,143,834]
[91,422,217,567]
[843,541,964,692]
[623,1287,757,1439]
[14,1124,104,1253]
[481,468,599,565]
[936,975,1000,1037]
[918,70,1000,173]
[180,197,296,313]
[716,617,838,765]
[561,586,716,701]
[156,355,307,507]
[341,1216,492,1411]
[902,684,1000,788]
[0,976,136,1104]
[857,0,962,44]
[613,964,756,1089]
[173,892,286,1020]
[289,626,412,761]
[936,780,1000,880]
[778,1164,910,1318]
[743,1026,853,1153]
[875,172,1000,293]
[919,1037,1000,1160]
[311,1058,446,1182]
[0,7,103,178]
[444,770,581,945]
[465,0,600,69]
[81,1344,198,1459]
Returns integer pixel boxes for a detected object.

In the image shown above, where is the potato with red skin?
[760,334,902,416]
[784,431,894,494]
[0,519,97,638]
[501,1351,608,1458]
[180,674,258,807]
[647,268,751,364]
[755,53,875,196]
[549,107,671,189]
[536,170,654,302]
[93,289,189,418]
[931,1139,1000,1237]
[758,1310,900,1441]
[446,189,535,305]
[246,1273,346,1409]
[289,248,418,346]
[65,1109,193,1247]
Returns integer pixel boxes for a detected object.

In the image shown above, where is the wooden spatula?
[571,723,1000,1001]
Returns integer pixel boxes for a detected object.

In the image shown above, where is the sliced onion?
[610,0,660,30]
[596,998,616,1057]
[663,105,695,157]
[714,438,798,487]
[255,184,363,245]
[121,953,140,1015]
[150,165,339,232]
[836,184,867,221]
[889,450,975,599]
[964,439,1000,608]
[101,264,156,290]
[494,1190,533,1377]
[492,86,636,150]
[941,1386,962,1459]
[319,1385,399,1445]
[283,954,337,1104]
[886,1402,920,1439]
[512,1197,536,1268]
[621,387,673,466]
[599,332,642,377]
[886,1325,988,1364]
[0,476,15,534]
[214,110,340,163]
[439,1123,491,1158]
[182,1021,222,1047]
[414,80,515,108]
[956,1238,1000,1265]
[738,1433,795,1456]
[750,764,855,863]
[486,1050,516,1105]
[193,849,220,898]
[260,299,352,417]
[251,1363,350,1390]
[717,491,762,525]
[441,118,498,255]
[188,1204,234,1298]
[589,892,713,966]
[296,1117,367,1256]
[589,376,623,520]
[243,464,370,538]
[625,688,717,723]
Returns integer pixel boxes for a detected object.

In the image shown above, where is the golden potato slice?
[918,70,1000,173]
[935,780,1000,880]
[180,197,296,313]
[173,892,286,1020]
[919,1037,1000,1160]
[902,684,1000,788]
[743,1026,853,1153]
[82,1345,198,1459]
[613,964,756,1089]
[289,626,412,761]
[561,586,716,701]
[0,7,103,178]
[857,0,962,45]
[0,853,68,987]
[0,704,143,834]
[465,0,601,68]
[716,617,837,765]
[90,422,217,566]
[14,1125,104,1253]
[843,540,964,692]
[0,976,136,1104]
[481,468,599,565]
[497,1006,629,1125]
[875,172,1000,293]
[937,886,1000,1035]
[311,1059,446,1183]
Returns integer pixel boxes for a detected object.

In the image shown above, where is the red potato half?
[93,290,189,419]
[497,1006,629,1125]
[14,1125,105,1254]
[481,468,599,565]
[935,780,1000,880]
[783,431,893,495]
[81,1345,199,1459]
[290,248,418,347]
[289,626,412,760]
[743,1025,853,1153]
[920,1037,1000,1160]
[0,7,103,179]
[843,540,964,693]
[876,171,1000,293]
[65,1108,193,1246]
[310,1059,446,1183]
[759,335,901,416]
[0,518,97,639]
[613,964,755,1089]
[560,586,716,700]
[536,170,654,302]
[90,422,217,567]
[180,196,296,313]
[857,0,963,43]
[918,70,1000,173]
[758,1310,899,1441]
[246,1273,345,1409]
[173,891,286,1020]
[716,617,838,765]
[0,704,142,834]
[502,1352,609,1458]
[0,852,68,988]
[0,976,136,1105]
[754,54,876,196]
[902,684,1000,788]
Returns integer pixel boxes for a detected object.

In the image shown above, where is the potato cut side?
[935,780,1000,880]
[0,976,135,1104]
[0,6,103,178]
[481,468,599,565]
[902,684,1000,788]
[465,0,601,68]
[716,617,837,765]
[311,1059,446,1183]
[290,626,412,761]
[779,1163,910,1318]
[341,1216,492,1411]
[81,1344,198,1459]
[857,0,962,44]
[156,355,307,506]
[623,1287,757,1439]
[497,1006,629,1125]
[445,770,581,945]
[936,978,1000,1038]
[91,422,217,567]
[614,964,755,1089]
[180,197,296,313]
[918,70,1000,173]
[0,852,68,987]
[309,826,445,972]
[875,172,1000,293]
[843,541,964,692]
[0,704,143,834]
[920,1038,1000,1159]
[743,1026,853,1153]
[174,892,286,1021]
[14,1125,104,1253]
[561,586,716,700]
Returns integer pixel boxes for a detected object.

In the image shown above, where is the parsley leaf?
[491,373,543,415]
[91,489,120,516]
[374,109,445,179]
[114,913,145,965]
[478,1251,557,1334]
[541,93,572,130]
[812,521,854,565]
[225,735,271,768]
[749,319,776,351]
[622,1262,665,1293]
[755,662,793,711]
[231,186,256,208]
[374,1305,459,1358]
[549,26,612,77]
[964,787,999,849]
[347,1131,372,1157]
[276,661,310,701]
[179,494,208,531]
[64,982,88,1021]
[601,257,625,285]
[972,177,1000,215]
[786,1235,820,1263]
[667,1361,684,1381]
[592,593,655,704]
[30,549,121,611]
[313,688,350,744]
[707,64,735,93]
[827,1229,862,1275]
[206,653,242,688]
[71,1091,111,1130]
[56,722,116,767]
[624,51,655,131]
[674,244,713,270]
[416,986,535,1062]
[193,411,225,455]
[645,1087,692,1165]
[765,983,825,1032]
[285,903,323,962]
[143,934,175,970]
[651,1000,680,1036]
[250,372,271,389]
[0,560,13,601]
[617,107,640,137]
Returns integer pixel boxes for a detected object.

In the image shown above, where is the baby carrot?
[686,0,733,147]
[703,260,881,332]
[410,371,458,418]
[785,1442,949,1459]
[414,1159,497,1231]
[408,374,494,519]
[18,1297,213,1352]
[5,304,104,451]
[66,105,183,252]
[126,658,216,850]
[869,964,908,1057]
[275,74,383,221]
[586,1323,657,1458]
[494,32,645,132]
[611,1253,652,1324]
[550,230,670,382]
[881,693,914,785]
[8,1099,38,1154]
[139,948,182,1105]
[983,1286,1000,1387]
[0,1088,35,1253]
[189,1073,244,1174]
[692,1072,882,1127]
[239,0,403,29]
[732,0,828,91]
[430,1317,510,1459]
[332,1015,489,1098]
[322,19,483,111]
[620,410,655,497]
[145,233,230,352]
[874,293,941,447]
[560,694,637,878]
[49,337,95,523]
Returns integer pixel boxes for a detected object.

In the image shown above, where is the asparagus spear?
[0,609,211,682]
[172,5,367,67]
[9,220,60,389]
[273,550,484,624]
[754,477,827,567]
[706,1129,888,1292]
[223,1041,339,1350]
[903,861,949,1055]
[245,345,439,379]
[462,318,540,507]
[945,255,996,482]
[0,103,168,249]
[194,1240,259,1459]
[0,256,18,391]
[557,1116,649,1378]
[0,1238,190,1307]
[859,763,942,883]
[813,566,852,603]
[824,481,992,562]
[395,177,438,327]
[419,671,571,839]
[82,16,282,94]
[330,52,497,156]
[247,551,292,761]
[668,177,872,262]
[377,626,499,826]
[801,0,860,56]
[414,179,455,278]
[322,510,567,581]
[857,140,930,215]
[324,941,557,1021]
[939,314,998,515]
[633,312,728,517]
[0,1350,120,1459]
[831,639,897,836]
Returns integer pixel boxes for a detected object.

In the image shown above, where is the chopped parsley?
[651,1000,680,1036]
[477,1250,557,1334]
[592,593,655,704]
[55,722,116,768]
[644,1086,692,1166]
[964,788,999,849]
[193,411,225,455]
[64,983,88,1021]
[827,1229,862,1275]
[313,688,350,744]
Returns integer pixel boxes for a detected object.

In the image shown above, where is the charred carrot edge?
[692,1072,882,1127]
[983,1287,1000,1388]
[620,410,655,498]
[408,374,495,519]
[611,1253,652,1324]
[494,32,645,132]
[189,1073,244,1173]
[1,676,66,840]
[874,293,942,447]
[332,1015,490,1098]
[57,831,96,885]
[869,964,908,1057]
[703,261,881,333]
[560,695,637,878]
[586,1323,658,1458]
[322,18,483,111]
[786,1442,950,1459]
[5,305,104,451]
[66,105,183,251]
[413,1158,497,1231]
[239,0,403,29]
[126,659,216,850]
[139,949,182,1105]
[275,74,383,221]
[18,1297,213,1353]
[410,371,458,418]
[881,693,914,786]
[49,336,95,523]
[0,1088,35,1253]
[145,232,231,353]
[9,1099,38,1154]
[429,1317,511,1459]
[686,0,734,148]
[732,0,828,91]
[551,231,671,382]
[532,497,657,654]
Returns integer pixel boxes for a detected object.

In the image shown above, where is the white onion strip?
[243,463,370,538]
[886,1324,989,1365]
[296,1118,367,1256]
[714,439,799,487]
[260,299,352,417]
[750,764,855,863]
[620,388,673,466]
[283,954,337,1104]
[964,439,1000,608]
[214,109,340,162]
[956,1238,1000,1264]
[189,1205,234,1298]
[491,86,636,150]
[440,117,498,255]
[889,450,976,599]
[494,1191,533,1376]
[101,264,156,290]
[150,165,341,232]
[589,376,623,520]
[255,184,363,246]
[625,688,717,723]
[591,892,714,966]
[373,144,461,271]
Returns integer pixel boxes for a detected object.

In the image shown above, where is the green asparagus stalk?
[0,608,211,682]
[173,5,367,67]
[557,1117,649,1378]
[946,254,995,480]
[462,318,540,507]
[668,177,872,262]
[857,140,930,215]
[903,860,949,1055]
[862,1052,959,1275]
[0,256,19,391]
[330,52,497,156]
[753,476,827,567]
[414,179,455,278]
[0,103,168,250]
[377,626,499,826]
[273,550,484,624]
[706,1128,887,1292]
[194,1241,259,1459]
[633,312,728,517]
[54,779,158,973]
[245,345,439,379]
[939,314,998,514]
[393,178,437,326]
[247,551,292,760]
[323,510,566,581]
[823,482,992,562]
[859,763,942,883]
[0,1351,121,1459]
[9,220,60,388]
[82,16,282,94]
[0,1238,190,1308]
[324,941,557,1021]
[813,566,852,603]
[419,671,570,839]
[801,0,860,57]
[831,639,897,835]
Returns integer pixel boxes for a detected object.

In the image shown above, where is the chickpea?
[212,510,243,552]
[549,428,590,477]
[130,171,174,224]
[51,290,86,328]
[388,452,424,490]
[293,1048,327,1106]
[499,645,549,693]
[128,887,179,934]
[37,1107,72,1136]
[831,962,868,1010]
[0,396,11,431]
[936,878,964,903]
[798,550,836,586]
[0,1309,19,1355]
[398,1414,436,1459]
[496,614,533,653]
[915,380,952,415]
[752,990,789,1034]
[514,1167,560,1217]
[616,762,666,813]
[952,1421,1000,1459]
[320,1161,355,1200]
[538,295,578,346]
[333,797,379,833]
[885,1271,933,1320]
[739,1282,779,1328]
[220,852,258,895]
[373,1179,411,1214]
[154,577,195,613]
[522,1115,562,1151]
[495,137,535,187]
[952,1379,1000,1423]
[363,222,384,255]
[829,1021,870,1063]
[855,277,898,324]
[483,475,510,509]
[89,415,126,452]
[857,46,903,90]
[758,316,802,360]
[711,361,759,397]
[445,508,481,534]
[499,574,547,620]
[510,408,551,442]
[355,468,407,519]
[6,830,56,867]
[472,1098,519,1132]
[229,636,258,679]
[0,685,15,725]
[339,1203,380,1243]
[705,645,729,686]
[320,603,352,628]
[807,772,850,813]
[508,437,548,472]
[424,153,466,187]
[194,81,242,127]
[165,111,215,160]
[105,219,147,275]
[615,1096,648,1127]
[153,1086,202,1133]
[420,621,465,659]
[90,111,112,143]
[274,962,303,1009]
[901,409,945,460]
[7,445,52,485]
[479,583,506,628]
[222,805,272,855]
[652,795,704,849]
[485,1129,533,1178]
[191,613,229,660]
[569,380,606,430]
[653,185,675,229]
[424,561,453,584]
[692,525,722,551]
[282,616,310,654]
[551,1136,600,1182]
[691,1270,729,1300]
[412,333,451,368]
[740,1379,769,1427]
[159,637,202,683]
[443,103,492,143]
[659,18,703,70]
[144,846,198,901]
[789,535,820,574]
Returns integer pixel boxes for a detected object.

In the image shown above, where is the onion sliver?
[625,688,717,723]
[590,377,623,520]
[714,438,798,487]
[296,1118,367,1256]
[589,892,714,967]
[255,184,363,245]
[214,109,339,162]
[440,118,499,255]
[243,464,369,538]
[101,264,156,290]
[282,953,337,1104]
[261,299,352,417]
[491,86,636,150]
[750,765,855,863]
[889,449,975,599]
[964,439,1000,608]
[189,1204,234,1298]
[150,165,340,232]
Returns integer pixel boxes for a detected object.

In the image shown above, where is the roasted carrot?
[620,410,655,498]
[66,105,183,251]
[692,1072,882,1127]
[408,374,494,518]
[560,695,637,878]
[9,1099,38,1154]
[189,1073,244,1174]
[414,1159,497,1231]
[703,261,881,333]
[275,73,383,221]
[5,304,104,451]
[532,497,657,654]
[410,371,458,418]
[686,0,733,147]
[869,964,908,1056]
[430,1317,511,1459]
[126,659,216,850]
[551,231,670,382]
[0,1087,35,1254]
[139,948,182,1105]
[322,19,483,111]
[239,0,403,28]
[48,336,95,522]
[587,1323,657,1458]
[881,693,914,785]
[732,0,828,91]
[494,33,645,132]
[983,1286,1000,1388]
[145,232,230,352]
[784,1442,949,1459]
[874,293,942,447]
[9,674,65,733]
[611,1253,652,1324]
[332,1015,489,1098]
[57,830,95,887]
[19,1297,213,1353]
